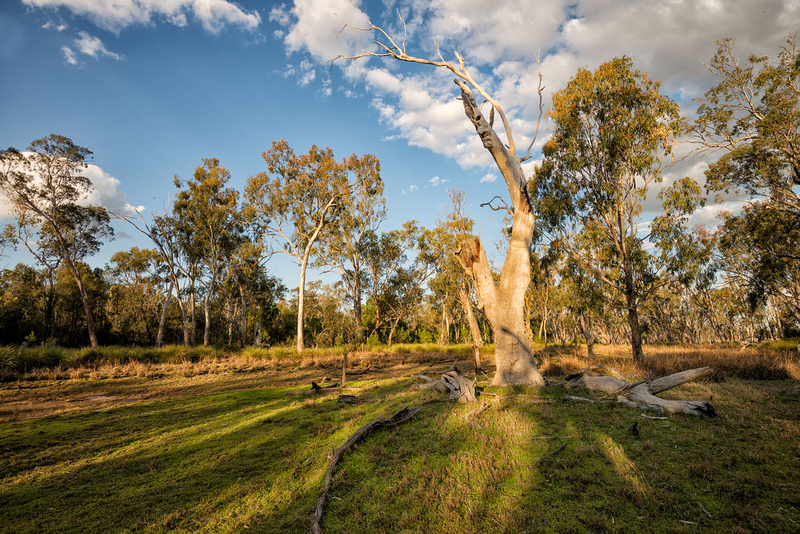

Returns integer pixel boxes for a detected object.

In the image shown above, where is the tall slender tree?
[245,140,348,353]
[173,158,242,347]
[0,135,113,347]
[314,153,384,343]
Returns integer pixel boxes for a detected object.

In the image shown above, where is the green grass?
[1,350,799,533]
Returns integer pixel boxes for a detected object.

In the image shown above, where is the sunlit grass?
[0,344,798,532]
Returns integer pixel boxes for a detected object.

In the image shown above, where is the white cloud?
[42,21,68,31]
[62,45,77,65]
[429,176,449,187]
[64,31,123,63]
[23,0,261,34]
[688,201,745,229]
[409,184,418,192]
[480,173,497,184]
[272,0,797,176]
[0,154,140,219]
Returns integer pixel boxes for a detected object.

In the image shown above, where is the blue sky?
[1,0,797,286]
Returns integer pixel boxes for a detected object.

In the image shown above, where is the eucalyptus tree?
[531,57,682,363]
[692,36,800,327]
[362,222,423,341]
[119,204,195,347]
[173,158,242,347]
[105,246,175,345]
[314,153,385,343]
[245,140,352,352]
[0,135,113,347]
[335,22,547,386]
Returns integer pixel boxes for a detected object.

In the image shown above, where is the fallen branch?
[464,402,489,426]
[312,406,423,534]
[565,366,717,417]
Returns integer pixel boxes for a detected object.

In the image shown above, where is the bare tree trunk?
[456,235,543,387]
[388,315,401,346]
[63,259,99,347]
[238,281,247,349]
[297,257,308,353]
[625,289,644,364]
[579,311,596,359]
[459,284,484,372]
[451,80,544,387]
[203,296,211,347]
[156,289,172,348]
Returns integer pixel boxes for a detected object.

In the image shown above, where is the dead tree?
[334,16,546,387]
[564,365,718,417]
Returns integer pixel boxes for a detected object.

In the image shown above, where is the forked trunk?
[455,234,544,387]
[452,79,544,387]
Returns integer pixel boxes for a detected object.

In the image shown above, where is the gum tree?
[0,135,113,347]
[692,36,800,326]
[334,21,546,386]
[531,57,682,364]
[246,140,369,352]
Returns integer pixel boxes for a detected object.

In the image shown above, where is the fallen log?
[564,366,717,417]
[312,406,423,534]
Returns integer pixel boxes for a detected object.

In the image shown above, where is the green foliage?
[693,36,800,328]
[366,334,383,347]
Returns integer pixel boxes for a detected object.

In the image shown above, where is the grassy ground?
[0,344,798,533]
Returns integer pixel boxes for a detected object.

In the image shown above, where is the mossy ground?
[0,346,798,533]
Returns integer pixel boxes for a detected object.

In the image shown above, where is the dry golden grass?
[537,342,800,381]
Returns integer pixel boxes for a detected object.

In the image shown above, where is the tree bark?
[626,288,645,364]
[62,258,99,347]
[450,79,544,387]
[460,284,484,372]
[156,289,172,348]
[455,236,544,387]
[297,255,308,353]
[579,311,596,359]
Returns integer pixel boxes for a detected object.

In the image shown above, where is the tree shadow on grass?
[0,378,425,533]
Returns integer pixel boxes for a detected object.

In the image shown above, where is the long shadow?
[0,378,421,533]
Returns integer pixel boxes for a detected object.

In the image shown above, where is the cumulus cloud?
[480,173,497,184]
[0,154,141,219]
[429,176,449,187]
[62,31,123,64]
[24,0,261,34]
[271,0,796,177]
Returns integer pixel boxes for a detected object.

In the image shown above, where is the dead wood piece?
[464,402,489,426]
[567,366,717,418]
[312,406,423,534]
[563,395,601,403]
[441,370,477,403]
[337,395,358,404]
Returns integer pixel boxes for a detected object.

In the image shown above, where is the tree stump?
[412,366,477,403]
